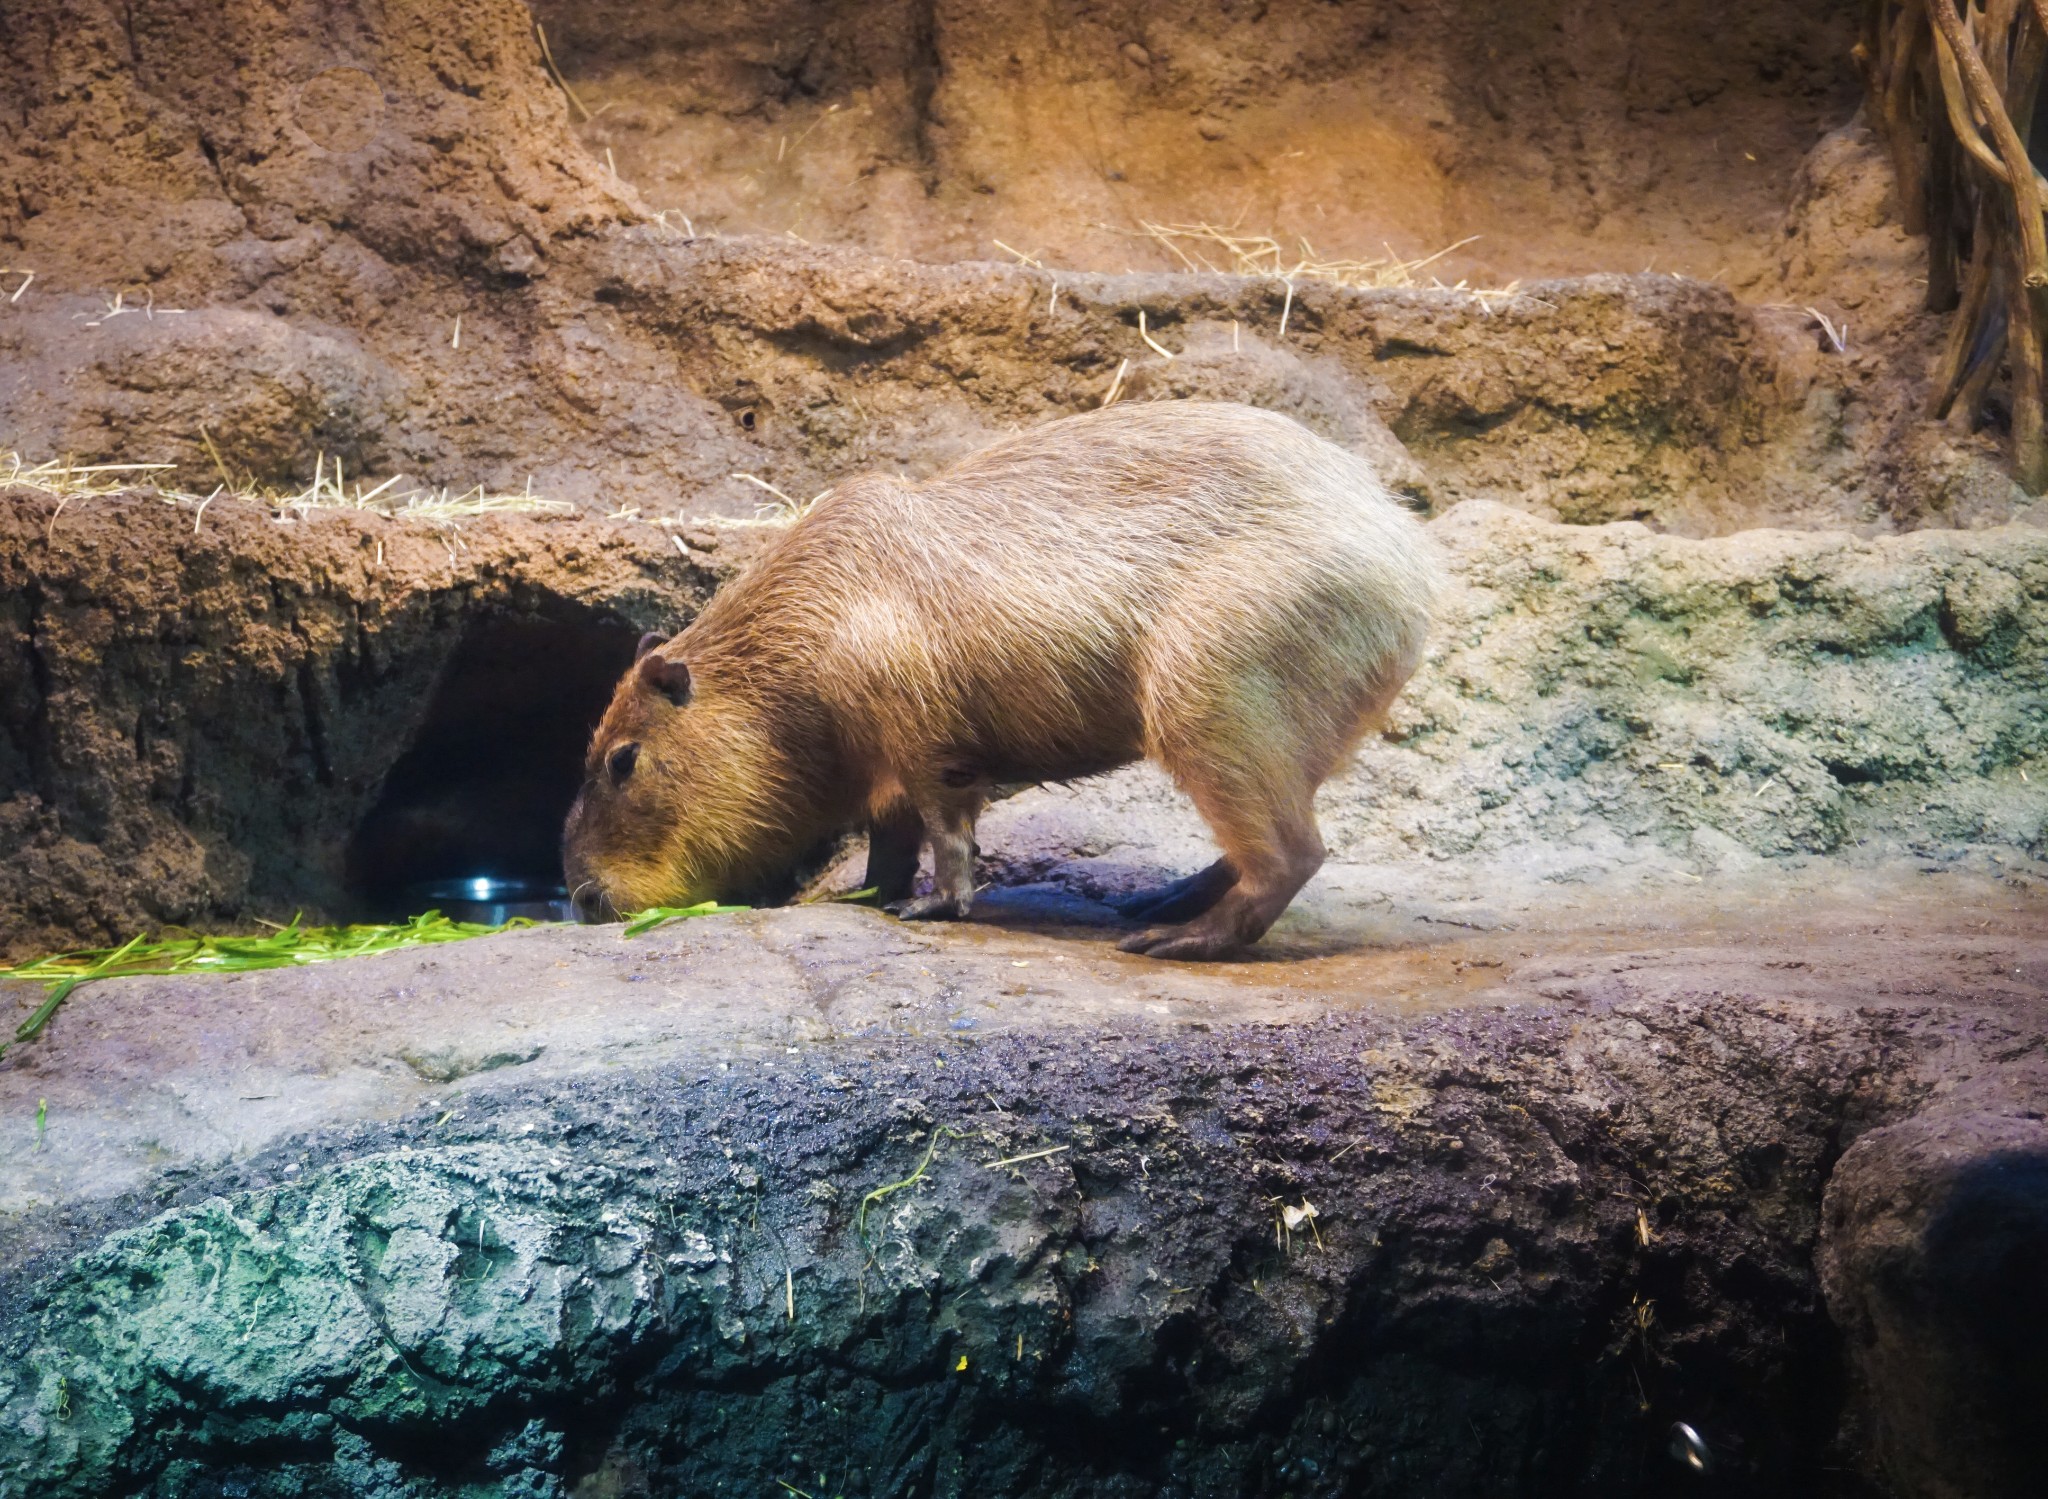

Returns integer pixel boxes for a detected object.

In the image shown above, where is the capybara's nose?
[571,884,610,924]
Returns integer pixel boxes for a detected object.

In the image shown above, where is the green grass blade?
[14,977,81,1043]
[622,901,747,936]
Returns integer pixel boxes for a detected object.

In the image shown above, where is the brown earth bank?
[536,0,1863,289]
[0,0,2040,527]
[0,488,747,961]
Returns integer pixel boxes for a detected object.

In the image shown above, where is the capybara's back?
[566,400,1441,960]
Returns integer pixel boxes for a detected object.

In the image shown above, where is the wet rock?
[1819,1110,2048,1499]
[0,947,2042,1498]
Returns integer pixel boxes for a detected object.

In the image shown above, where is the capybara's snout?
[561,794,618,923]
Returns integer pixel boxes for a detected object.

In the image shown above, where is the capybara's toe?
[888,893,964,921]
[1145,935,1242,961]
[1120,925,1216,956]
[1120,922,1244,961]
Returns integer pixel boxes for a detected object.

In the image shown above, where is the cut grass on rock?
[621,900,751,936]
[0,912,551,1059]
[0,903,754,1059]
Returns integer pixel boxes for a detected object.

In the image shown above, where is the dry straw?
[1111,221,1523,310]
[3,446,574,525]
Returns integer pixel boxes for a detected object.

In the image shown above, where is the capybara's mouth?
[568,883,626,925]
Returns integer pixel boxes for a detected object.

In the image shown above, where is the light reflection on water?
[402,877,576,926]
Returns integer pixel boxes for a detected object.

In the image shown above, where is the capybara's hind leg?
[1119,778,1325,961]
[864,805,925,903]
[1114,858,1239,923]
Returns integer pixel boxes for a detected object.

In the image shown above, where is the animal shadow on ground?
[944,866,1377,962]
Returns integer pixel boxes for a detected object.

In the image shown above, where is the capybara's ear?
[637,651,692,707]
[635,631,667,661]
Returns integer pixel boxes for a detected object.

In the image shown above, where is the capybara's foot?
[1117,922,1245,961]
[888,892,968,921]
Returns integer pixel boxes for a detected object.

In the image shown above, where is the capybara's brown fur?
[563,400,1440,959]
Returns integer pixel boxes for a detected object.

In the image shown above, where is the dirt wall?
[0,0,2030,528]
[538,0,1862,289]
[0,490,723,959]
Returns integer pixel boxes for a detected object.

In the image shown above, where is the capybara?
[563,400,1440,959]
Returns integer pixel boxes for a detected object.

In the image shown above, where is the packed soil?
[538,0,1864,289]
[0,488,739,960]
[0,0,2038,528]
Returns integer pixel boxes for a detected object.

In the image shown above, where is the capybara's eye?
[607,742,640,787]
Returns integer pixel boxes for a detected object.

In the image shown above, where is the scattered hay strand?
[730,471,831,522]
[1136,308,1176,359]
[984,1144,1069,1169]
[731,471,802,508]
[1101,356,1131,407]
[649,208,698,239]
[198,425,238,491]
[992,239,1044,268]
[4,448,575,523]
[534,21,592,122]
[1122,221,1480,289]
[787,104,842,153]
[1108,221,1524,314]
[1760,302,1849,354]
[2,268,30,303]
[70,288,185,327]
[3,453,176,498]
[856,1127,962,1241]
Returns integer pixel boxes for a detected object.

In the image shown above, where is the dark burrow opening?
[345,615,638,920]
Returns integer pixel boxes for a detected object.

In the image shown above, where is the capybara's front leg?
[864,805,925,903]
[887,789,980,921]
